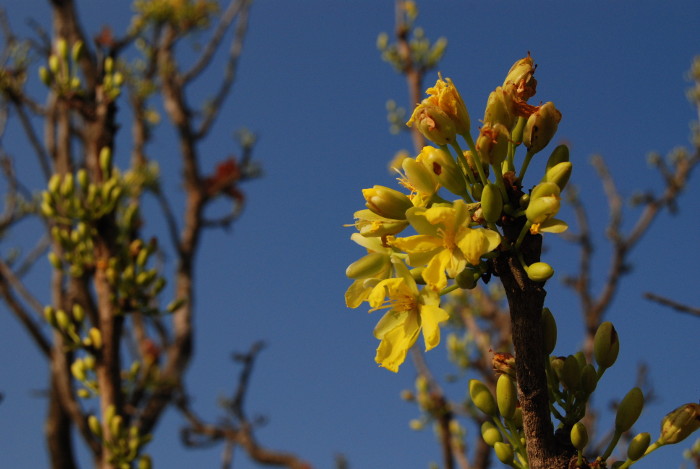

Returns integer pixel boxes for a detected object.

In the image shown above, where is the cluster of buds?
[131,0,219,33]
[39,38,84,94]
[470,376,525,467]
[44,304,102,352]
[345,54,569,373]
[88,405,153,468]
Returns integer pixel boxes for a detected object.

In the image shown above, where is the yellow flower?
[406,103,456,145]
[348,209,409,237]
[424,76,471,135]
[391,200,501,290]
[368,260,449,372]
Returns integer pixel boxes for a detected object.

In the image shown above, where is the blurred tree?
[0,1,308,468]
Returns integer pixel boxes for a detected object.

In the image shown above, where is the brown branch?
[644,292,700,318]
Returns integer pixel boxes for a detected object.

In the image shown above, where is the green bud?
[543,161,572,191]
[496,374,517,420]
[60,173,74,197]
[346,253,388,279]
[525,195,560,224]
[530,181,561,201]
[627,432,651,461]
[44,306,57,327]
[658,403,700,445]
[580,364,598,394]
[71,41,84,63]
[402,157,437,195]
[88,415,102,437]
[455,267,479,290]
[494,441,514,464]
[594,321,620,369]
[512,405,523,429]
[104,57,114,74]
[137,455,152,469]
[469,379,498,417]
[56,309,71,330]
[362,185,412,220]
[550,356,566,382]
[77,169,89,190]
[545,145,570,171]
[526,262,554,282]
[48,252,62,270]
[39,66,52,86]
[571,422,589,451]
[72,304,85,323]
[48,174,62,195]
[48,55,60,74]
[480,421,502,446]
[541,308,557,355]
[616,387,644,433]
[480,183,503,223]
[523,102,561,154]
[109,414,123,439]
[99,147,112,178]
[71,359,87,382]
[56,39,68,60]
[561,355,581,391]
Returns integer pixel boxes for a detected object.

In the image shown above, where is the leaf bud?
[494,442,514,464]
[543,161,572,191]
[658,403,700,445]
[480,421,502,446]
[627,432,651,461]
[541,308,557,355]
[362,185,412,220]
[526,262,554,282]
[48,174,62,195]
[469,379,498,417]
[480,183,503,224]
[104,57,114,74]
[523,102,562,154]
[496,374,517,420]
[615,387,644,433]
[571,422,589,451]
[594,321,620,369]
[416,146,466,196]
[406,102,457,145]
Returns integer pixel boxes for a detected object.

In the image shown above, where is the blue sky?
[0,1,699,468]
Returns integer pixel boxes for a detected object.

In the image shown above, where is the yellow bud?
[402,157,437,195]
[346,252,389,279]
[88,327,102,350]
[615,387,644,433]
[476,123,510,166]
[137,455,153,469]
[48,55,60,74]
[48,174,62,195]
[416,146,466,196]
[71,359,87,382]
[571,422,589,451]
[39,66,52,86]
[658,403,700,445]
[56,39,68,60]
[362,185,412,220]
[71,41,84,63]
[77,169,89,190]
[481,421,502,446]
[99,147,112,178]
[44,306,58,327]
[627,432,651,461]
[77,388,91,399]
[109,414,123,439]
[594,321,619,369]
[406,102,457,145]
[60,173,74,197]
[541,308,557,355]
[409,419,424,430]
[525,195,560,225]
[480,183,503,224]
[494,442,514,464]
[48,252,62,270]
[526,262,554,282]
[523,102,562,154]
[88,415,102,437]
[483,86,516,129]
[545,144,570,171]
[496,374,517,420]
[543,161,572,191]
[56,310,71,330]
[72,304,85,322]
[503,54,537,101]
[104,57,114,74]
[469,379,497,417]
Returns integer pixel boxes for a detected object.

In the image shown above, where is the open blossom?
[368,260,449,372]
[390,200,501,290]
[423,76,471,135]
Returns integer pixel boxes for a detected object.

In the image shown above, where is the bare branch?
[644,292,700,318]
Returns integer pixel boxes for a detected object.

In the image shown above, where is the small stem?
[518,150,535,182]
[600,429,623,461]
[515,222,533,250]
[439,144,475,202]
[460,133,490,187]
[439,284,460,296]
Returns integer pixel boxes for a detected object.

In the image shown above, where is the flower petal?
[420,304,450,351]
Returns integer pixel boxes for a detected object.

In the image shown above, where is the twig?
[644,292,700,318]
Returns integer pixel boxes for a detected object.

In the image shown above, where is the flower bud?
[99,147,112,178]
[658,403,700,445]
[530,181,561,201]
[571,422,589,451]
[615,387,644,433]
[425,76,471,135]
[352,209,408,237]
[346,253,389,279]
[496,374,517,420]
[48,252,62,270]
[416,146,466,196]
[109,414,123,439]
[526,262,554,282]
[469,379,498,417]
[48,55,60,74]
[541,308,557,355]
[580,364,598,394]
[88,414,102,437]
[480,183,503,224]
[402,157,437,195]
[476,123,510,166]
[483,86,516,129]
[60,173,74,197]
[56,38,68,60]
[627,432,651,461]
[526,195,560,225]
[72,304,85,323]
[594,321,619,369]
[481,421,502,446]
[407,102,457,145]
[71,359,87,382]
[455,267,479,289]
[39,66,52,86]
[494,442,514,464]
[503,54,537,100]
[561,355,581,391]
[543,161,572,191]
[545,144,570,171]
[362,185,412,220]
[71,41,84,63]
[523,102,562,154]
[56,309,71,330]
[137,455,153,469]
[550,356,566,381]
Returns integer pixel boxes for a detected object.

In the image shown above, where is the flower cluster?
[346,55,570,372]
